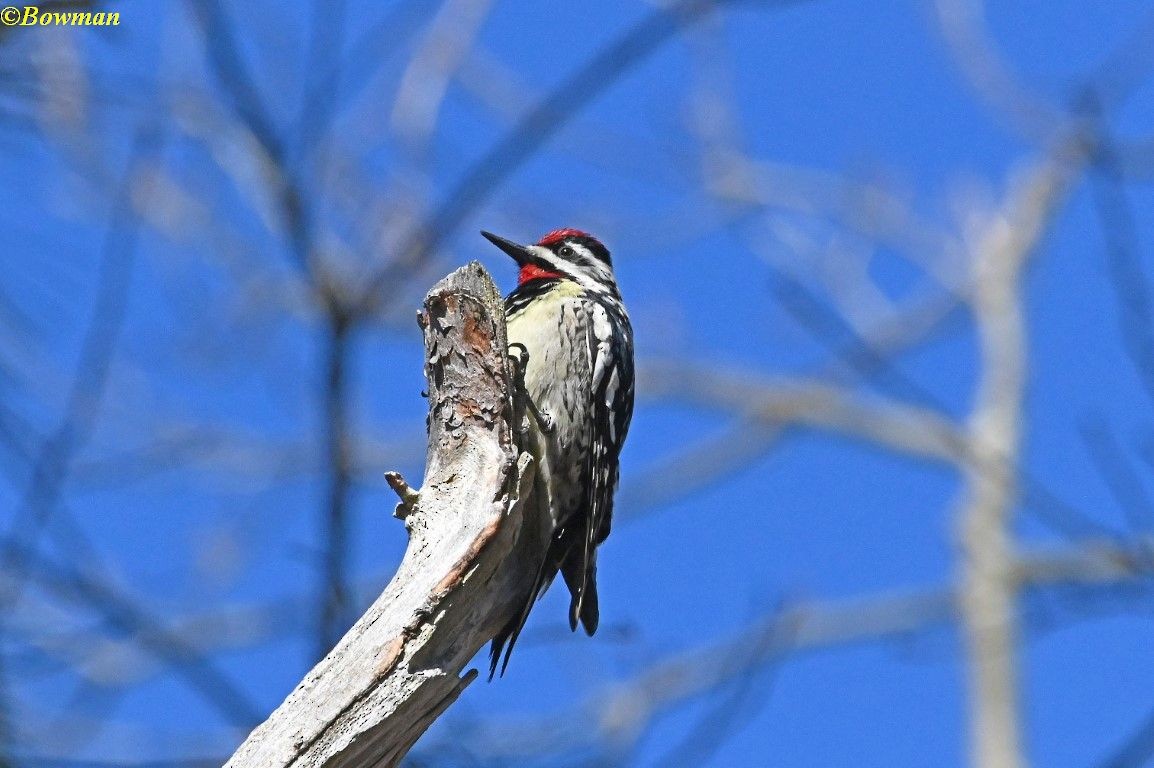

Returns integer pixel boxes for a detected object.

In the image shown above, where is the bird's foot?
[506,342,554,435]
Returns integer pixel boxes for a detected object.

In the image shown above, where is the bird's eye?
[559,245,574,257]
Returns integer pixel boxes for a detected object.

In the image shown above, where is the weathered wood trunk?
[225,262,545,768]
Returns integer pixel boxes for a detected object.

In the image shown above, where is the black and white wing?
[565,299,634,633]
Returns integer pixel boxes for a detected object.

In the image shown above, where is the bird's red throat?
[519,264,564,284]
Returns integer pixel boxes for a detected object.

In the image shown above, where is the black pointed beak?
[481,231,533,266]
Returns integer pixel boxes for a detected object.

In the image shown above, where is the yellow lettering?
[13,6,122,27]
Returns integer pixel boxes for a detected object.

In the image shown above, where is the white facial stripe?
[526,243,611,292]
[568,243,615,284]
[527,244,580,278]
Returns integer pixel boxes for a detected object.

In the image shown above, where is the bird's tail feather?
[561,542,599,635]
[488,521,601,677]
[488,554,555,679]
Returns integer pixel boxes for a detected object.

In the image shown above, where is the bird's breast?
[506,288,594,465]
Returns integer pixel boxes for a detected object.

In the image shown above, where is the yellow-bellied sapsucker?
[481,228,635,676]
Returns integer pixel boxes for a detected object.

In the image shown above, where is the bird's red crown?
[537,228,593,246]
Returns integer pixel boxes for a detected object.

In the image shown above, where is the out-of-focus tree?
[2,1,1154,766]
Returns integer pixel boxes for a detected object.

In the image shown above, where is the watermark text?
[1,6,121,26]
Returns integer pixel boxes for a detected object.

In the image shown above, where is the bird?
[480,228,635,677]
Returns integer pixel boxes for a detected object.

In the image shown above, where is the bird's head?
[481,228,617,293]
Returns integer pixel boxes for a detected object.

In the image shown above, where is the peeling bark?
[225,262,546,768]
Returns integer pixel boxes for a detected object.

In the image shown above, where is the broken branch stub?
[225,261,546,768]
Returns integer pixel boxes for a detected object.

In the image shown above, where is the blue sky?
[3,1,1154,766]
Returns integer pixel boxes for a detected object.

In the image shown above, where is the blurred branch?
[1100,703,1154,768]
[188,0,367,659]
[3,131,153,550]
[354,0,814,317]
[955,137,1084,768]
[316,314,353,656]
[457,589,955,761]
[68,426,421,490]
[451,534,1154,763]
[390,0,495,154]
[935,0,1154,175]
[0,129,159,759]
[1086,109,1154,415]
[296,0,347,155]
[5,566,435,693]
[1013,538,1154,586]
[186,0,285,166]
[751,159,1116,546]
[1079,418,1154,533]
[187,0,318,279]
[621,283,968,518]
[0,541,262,727]
[1086,106,1154,766]
[933,0,1062,142]
[641,360,967,463]
[645,125,1087,768]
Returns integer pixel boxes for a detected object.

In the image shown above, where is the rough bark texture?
[225,262,544,768]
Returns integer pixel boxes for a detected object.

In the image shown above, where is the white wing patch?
[605,365,620,442]
[590,303,613,392]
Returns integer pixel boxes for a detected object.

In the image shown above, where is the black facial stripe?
[571,253,599,269]
[551,236,612,267]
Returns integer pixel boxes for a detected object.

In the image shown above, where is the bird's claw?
[507,343,530,393]
[507,342,530,367]
[506,343,553,435]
